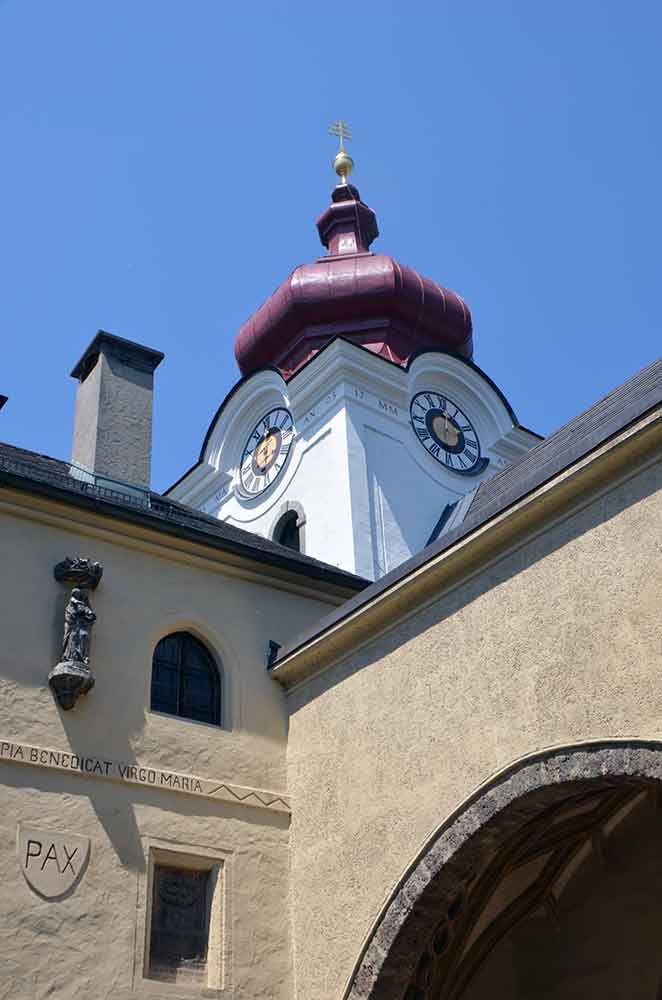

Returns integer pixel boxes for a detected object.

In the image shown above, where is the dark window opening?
[151,632,221,726]
[148,865,211,985]
[274,510,301,552]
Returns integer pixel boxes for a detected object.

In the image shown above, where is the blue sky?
[1,0,659,492]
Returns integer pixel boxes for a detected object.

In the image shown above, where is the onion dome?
[234,176,473,382]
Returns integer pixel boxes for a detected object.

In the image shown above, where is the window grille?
[148,865,211,984]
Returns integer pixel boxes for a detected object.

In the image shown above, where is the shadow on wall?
[51,629,243,872]
[0,532,292,869]
[0,568,153,870]
[6,614,286,871]
[56,699,145,872]
[288,456,660,715]
[50,579,149,870]
[2,761,289,877]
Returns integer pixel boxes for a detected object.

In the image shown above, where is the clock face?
[410,391,487,476]
[239,407,294,497]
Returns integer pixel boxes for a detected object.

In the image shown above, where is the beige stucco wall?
[0,489,346,999]
[285,454,662,999]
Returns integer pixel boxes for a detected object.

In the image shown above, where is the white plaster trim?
[168,341,541,577]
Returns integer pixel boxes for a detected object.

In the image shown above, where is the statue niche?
[48,559,103,710]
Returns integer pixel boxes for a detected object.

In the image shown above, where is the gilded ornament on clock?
[239,407,295,496]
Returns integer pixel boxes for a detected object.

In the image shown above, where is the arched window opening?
[151,632,221,726]
[273,510,301,552]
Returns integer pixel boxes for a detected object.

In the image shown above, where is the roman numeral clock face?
[410,392,489,476]
[239,407,294,497]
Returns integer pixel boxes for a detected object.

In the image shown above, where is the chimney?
[70,331,164,489]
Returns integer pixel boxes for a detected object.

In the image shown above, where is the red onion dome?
[234,183,473,381]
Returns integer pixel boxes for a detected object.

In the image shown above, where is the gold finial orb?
[333,149,354,184]
[328,120,354,185]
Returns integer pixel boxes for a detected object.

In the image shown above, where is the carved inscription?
[349,384,401,417]
[0,739,290,813]
[18,826,90,898]
[3,743,201,791]
[378,399,398,415]
[302,390,338,427]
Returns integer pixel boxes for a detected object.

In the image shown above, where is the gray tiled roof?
[272,357,662,666]
[466,358,662,526]
[0,441,368,591]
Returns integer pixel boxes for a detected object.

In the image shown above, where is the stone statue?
[49,558,103,711]
[61,588,96,665]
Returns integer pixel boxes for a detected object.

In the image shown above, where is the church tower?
[168,129,540,579]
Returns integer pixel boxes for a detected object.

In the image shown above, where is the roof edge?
[270,365,662,687]
[0,460,368,597]
[166,340,540,496]
[71,330,164,380]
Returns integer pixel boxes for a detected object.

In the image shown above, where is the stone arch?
[270,499,307,553]
[344,740,662,1000]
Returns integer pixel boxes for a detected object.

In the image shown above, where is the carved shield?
[17,826,90,898]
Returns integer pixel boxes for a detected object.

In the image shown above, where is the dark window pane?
[275,511,301,552]
[150,632,220,726]
[185,638,212,671]
[151,663,179,715]
[182,671,216,721]
[155,634,181,665]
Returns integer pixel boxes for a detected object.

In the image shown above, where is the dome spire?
[328,120,354,185]
[233,128,473,380]
[318,121,378,255]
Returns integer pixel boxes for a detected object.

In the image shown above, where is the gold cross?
[328,120,352,151]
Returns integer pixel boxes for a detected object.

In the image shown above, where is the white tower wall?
[168,341,540,580]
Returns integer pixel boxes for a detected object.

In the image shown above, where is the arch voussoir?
[345,740,662,1000]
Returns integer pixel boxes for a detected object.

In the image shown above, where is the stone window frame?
[270,500,306,553]
[134,837,233,998]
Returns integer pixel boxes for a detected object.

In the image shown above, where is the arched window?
[273,510,301,552]
[151,632,221,726]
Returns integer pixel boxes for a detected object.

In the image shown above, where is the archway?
[344,742,662,1000]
